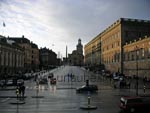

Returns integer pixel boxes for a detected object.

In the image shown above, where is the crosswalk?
[25,85,48,90]
[25,85,113,90]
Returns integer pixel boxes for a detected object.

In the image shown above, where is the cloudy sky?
[0,0,150,57]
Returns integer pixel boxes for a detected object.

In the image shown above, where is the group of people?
[16,84,25,99]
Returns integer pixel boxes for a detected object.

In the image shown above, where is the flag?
[3,22,5,27]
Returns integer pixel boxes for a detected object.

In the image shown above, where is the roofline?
[85,18,150,47]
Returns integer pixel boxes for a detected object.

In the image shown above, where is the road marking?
[0,98,10,103]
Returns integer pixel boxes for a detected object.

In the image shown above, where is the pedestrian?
[21,85,25,99]
[16,86,20,99]
[19,85,22,98]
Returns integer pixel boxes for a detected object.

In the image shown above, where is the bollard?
[88,96,91,107]
[144,85,146,94]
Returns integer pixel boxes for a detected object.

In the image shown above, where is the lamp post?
[135,46,139,96]
[135,46,142,96]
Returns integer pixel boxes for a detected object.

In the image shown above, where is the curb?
[10,100,25,105]
[80,105,97,110]
[31,96,44,98]
[0,96,27,98]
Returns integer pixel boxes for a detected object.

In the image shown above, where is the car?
[6,79,14,86]
[50,78,56,84]
[120,96,150,113]
[48,73,54,79]
[76,85,98,93]
[0,80,5,87]
[113,76,120,80]
[17,79,24,85]
[39,78,47,84]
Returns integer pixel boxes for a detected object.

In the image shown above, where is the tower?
[76,39,83,55]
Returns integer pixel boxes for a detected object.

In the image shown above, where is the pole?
[136,46,138,96]
[144,85,146,94]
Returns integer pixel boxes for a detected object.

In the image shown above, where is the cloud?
[0,0,150,57]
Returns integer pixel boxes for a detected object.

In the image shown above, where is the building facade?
[84,18,150,76]
[31,43,40,72]
[123,36,150,77]
[84,35,101,66]
[68,39,84,66]
[39,47,57,70]
[9,36,39,72]
[0,35,24,78]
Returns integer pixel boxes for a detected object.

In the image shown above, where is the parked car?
[6,79,14,86]
[0,80,5,87]
[76,85,98,93]
[48,73,54,79]
[39,78,47,84]
[50,78,56,84]
[17,79,24,85]
[120,96,150,113]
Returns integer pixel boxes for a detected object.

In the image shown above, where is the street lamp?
[135,46,143,96]
[135,46,139,96]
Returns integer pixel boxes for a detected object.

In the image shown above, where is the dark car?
[120,96,150,113]
[50,78,56,84]
[48,73,54,79]
[39,78,47,84]
[6,79,14,86]
[17,79,24,86]
[0,80,5,87]
[76,85,98,93]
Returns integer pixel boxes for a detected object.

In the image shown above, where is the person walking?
[21,85,25,99]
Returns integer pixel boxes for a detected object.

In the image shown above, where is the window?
[142,49,145,58]
[117,32,120,38]
[136,50,139,60]
[118,41,120,46]
[125,31,128,37]
[131,54,134,60]
[128,52,130,61]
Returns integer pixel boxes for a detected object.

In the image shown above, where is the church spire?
[76,38,83,55]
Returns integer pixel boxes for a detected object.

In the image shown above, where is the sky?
[0,0,150,58]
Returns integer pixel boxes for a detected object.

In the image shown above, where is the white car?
[17,79,24,85]
[6,80,14,86]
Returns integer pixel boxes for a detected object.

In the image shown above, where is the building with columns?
[9,36,40,72]
[0,35,24,78]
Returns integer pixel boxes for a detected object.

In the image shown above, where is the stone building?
[31,43,40,72]
[0,35,24,77]
[39,47,57,70]
[84,36,101,66]
[68,39,84,66]
[84,18,150,75]
[123,36,150,77]
[9,36,39,72]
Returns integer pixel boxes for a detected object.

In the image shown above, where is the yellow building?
[84,18,150,74]
[123,36,150,77]
[84,34,101,66]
